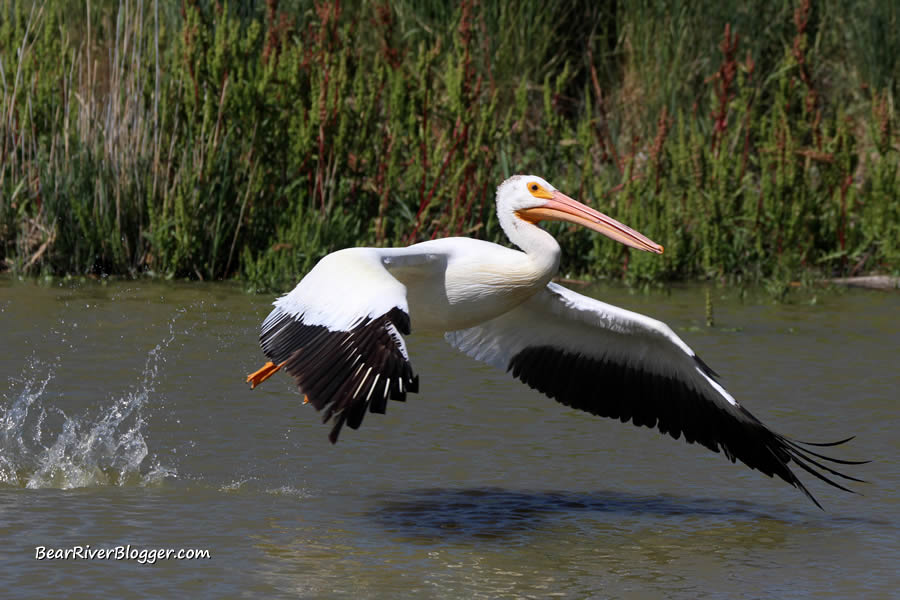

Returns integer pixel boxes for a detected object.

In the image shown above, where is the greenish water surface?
[1,277,897,598]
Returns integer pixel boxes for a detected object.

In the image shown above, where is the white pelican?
[247,175,864,507]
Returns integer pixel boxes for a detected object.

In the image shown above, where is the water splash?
[0,335,177,489]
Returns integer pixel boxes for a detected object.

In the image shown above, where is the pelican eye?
[527,182,544,195]
[527,181,553,199]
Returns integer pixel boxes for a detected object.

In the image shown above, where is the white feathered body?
[277,236,559,333]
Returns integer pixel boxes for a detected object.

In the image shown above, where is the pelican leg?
[246,361,286,389]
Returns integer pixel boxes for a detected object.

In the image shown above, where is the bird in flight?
[247,175,865,508]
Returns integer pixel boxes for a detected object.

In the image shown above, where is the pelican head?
[496,175,663,254]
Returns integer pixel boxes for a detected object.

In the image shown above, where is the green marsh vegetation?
[0,0,897,292]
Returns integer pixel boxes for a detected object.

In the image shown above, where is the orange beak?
[517,190,664,254]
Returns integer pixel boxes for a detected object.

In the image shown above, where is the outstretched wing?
[253,248,419,443]
[446,282,865,507]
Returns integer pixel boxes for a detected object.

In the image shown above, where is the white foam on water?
[264,486,313,499]
[219,477,258,492]
[0,331,178,490]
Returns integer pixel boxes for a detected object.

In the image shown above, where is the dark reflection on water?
[369,486,891,541]
[370,487,790,536]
